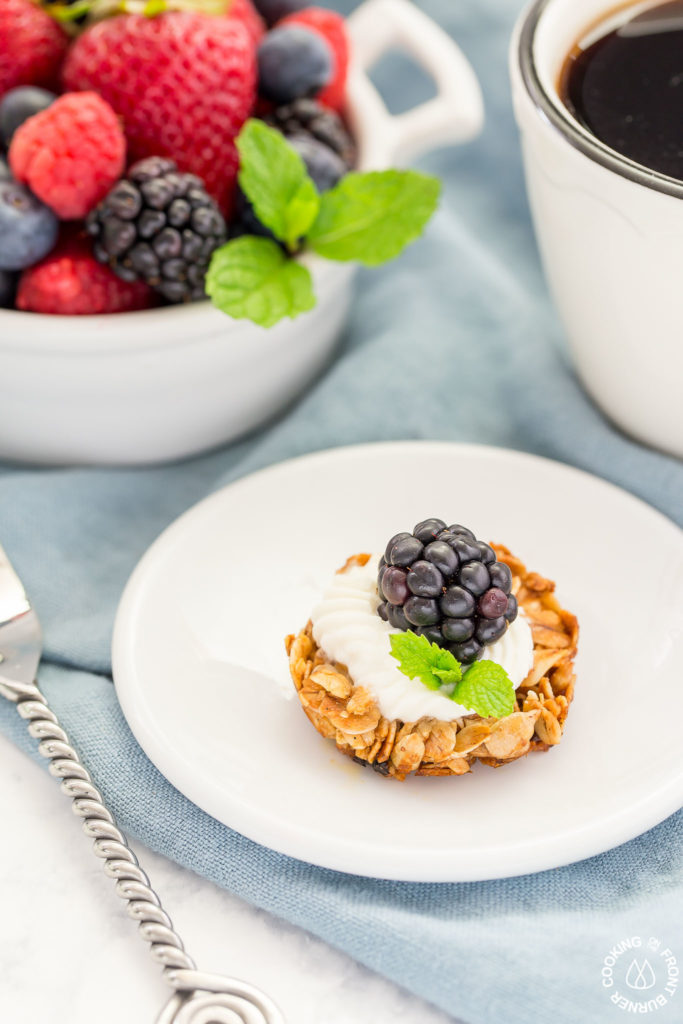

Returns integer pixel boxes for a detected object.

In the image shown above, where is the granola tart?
[285,540,578,781]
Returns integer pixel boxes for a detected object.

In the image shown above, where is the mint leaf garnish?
[307,169,440,266]
[206,236,315,328]
[390,632,462,692]
[454,661,516,719]
[237,119,320,250]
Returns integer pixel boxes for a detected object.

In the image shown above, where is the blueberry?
[416,625,444,646]
[442,617,474,642]
[460,561,490,596]
[387,603,409,631]
[258,26,332,104]
[382,566,409,605]
[476,542,496,565]
[406,560,443,598]
[0,181,58,272]
[478,587,509,619]
[423,540,458,576]
[404,596,440,627]
[289,134,346,192]
[252,0,307,26]
[385,533,423,567]
[504,594,518,623]
[0,87,55,148]
[413,518,447,545]
[441,585,475,618]
[0,269,17,308]
[450,639,482,664]
[475,616,507,645]
[488,561,513,594]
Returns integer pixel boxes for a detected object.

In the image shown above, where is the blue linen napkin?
[2,1,682,1021]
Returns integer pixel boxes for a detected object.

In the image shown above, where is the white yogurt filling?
[311,555,534,722]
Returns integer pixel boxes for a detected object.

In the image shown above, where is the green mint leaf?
[206,236,316,328]
[390,632,462,692]
[237,119,320,249]
[453,661,516,719]
[307,169,440,266]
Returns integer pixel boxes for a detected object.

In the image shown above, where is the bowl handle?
[346,0,485,165]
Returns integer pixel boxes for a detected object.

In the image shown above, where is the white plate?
[112,442,683,882]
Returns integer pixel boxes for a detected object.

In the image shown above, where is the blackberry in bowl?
[378,519,518,664]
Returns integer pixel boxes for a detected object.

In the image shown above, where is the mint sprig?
[237,120,320,251]
[205,236,315,328]
[389,630,516,718]
[207,119,441,327]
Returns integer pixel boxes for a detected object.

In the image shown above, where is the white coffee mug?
[510,0,683,459]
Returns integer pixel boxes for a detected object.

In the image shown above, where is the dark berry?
[505,594,518,623]
[423,540,458,576]
[476,541,496,565]
[0,87,55,148]
[252,0,307,26]
[441,585,476,618]
[459,561,490,596]
[475,616,507,645]
[382,566,409,605]
[385,533,423,567]
[416,625,444,646]
[478,587,509,619]
[377,602,389,622]
[450,638,482,664]
[387,603,409,631]
[488,562,513,594]
[289,135,346,192]
[265,99,356,168]
[87,158,226,302]
[0,157,11,181]
[413,518,447,545]
[258,26,332,104]
[442,617,475,642]
[377,520,519,659]
[0,269,17,307]
[406,560,443,598]
[404,596,440,626]
[0,180,58,272]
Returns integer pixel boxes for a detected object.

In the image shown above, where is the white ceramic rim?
[112,441,683,882]
[515,0,683,199]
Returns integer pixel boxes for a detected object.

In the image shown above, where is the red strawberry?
[281,7,348,112]
[62,13,257,214]
[227,0,265,44]
[10,92,126,219]
[17,232,155,315]
[0,0,68,97]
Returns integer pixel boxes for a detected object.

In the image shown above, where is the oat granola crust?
[285,547,579,780]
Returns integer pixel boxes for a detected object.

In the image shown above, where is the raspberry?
[281,8,348,112]
[227,0,265,44]
[378,520,519,665]
[0,0,68,97]
[9,92,126,220]
[17,231,155,315]
[62,13,257,215]
[87,156,227,303]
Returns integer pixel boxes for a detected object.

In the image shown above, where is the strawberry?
[62,12,257,214]
[0,0,68,97]
[227,0,265,44]
[281,7,348,112]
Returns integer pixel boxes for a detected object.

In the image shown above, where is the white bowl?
[0,0,483,466]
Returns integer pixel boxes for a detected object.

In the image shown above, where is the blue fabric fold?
[1,2,682,1022]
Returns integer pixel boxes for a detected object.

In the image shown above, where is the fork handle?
[1,674,285,1024]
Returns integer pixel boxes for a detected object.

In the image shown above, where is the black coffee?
[561,1,683,180]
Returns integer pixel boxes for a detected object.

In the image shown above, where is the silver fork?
[0,541,285,1024]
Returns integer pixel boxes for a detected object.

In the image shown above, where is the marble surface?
[0,734,458,1024]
